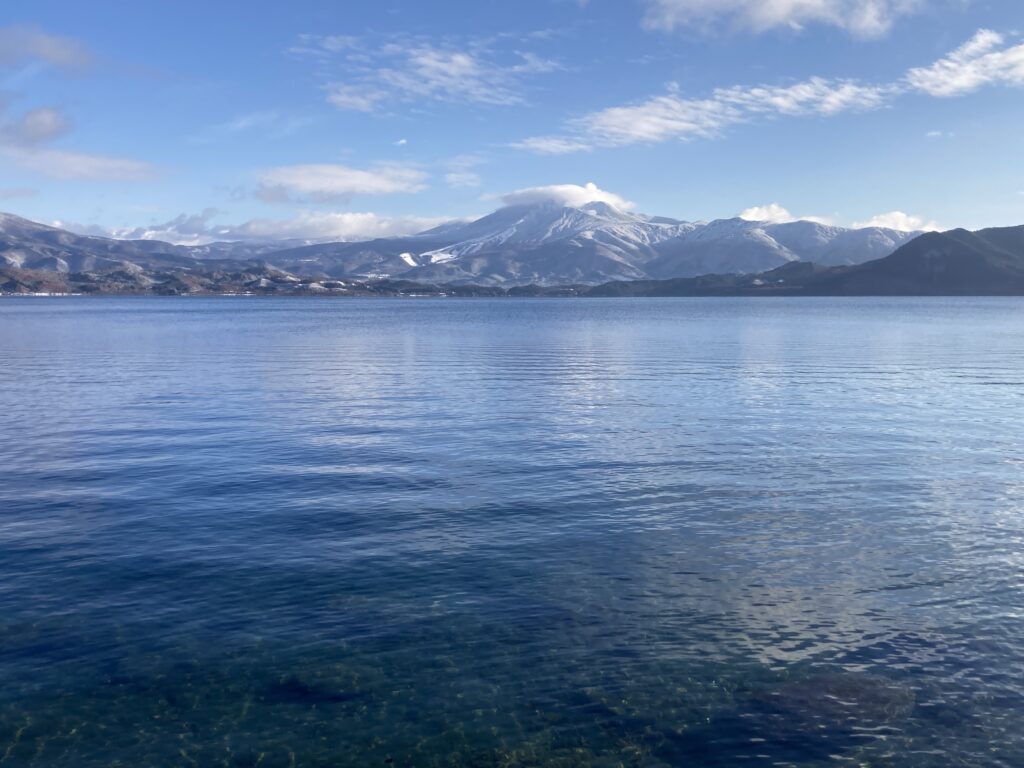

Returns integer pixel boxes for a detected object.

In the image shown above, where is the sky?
[0,0,1022,243]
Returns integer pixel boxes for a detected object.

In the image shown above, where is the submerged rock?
[261,677,367,706]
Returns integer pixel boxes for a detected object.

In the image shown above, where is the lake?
[1,297,1023,766]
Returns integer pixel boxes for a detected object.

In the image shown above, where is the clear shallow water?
[1,296,1023,767]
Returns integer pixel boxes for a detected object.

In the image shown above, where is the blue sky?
[1,0,1022,242]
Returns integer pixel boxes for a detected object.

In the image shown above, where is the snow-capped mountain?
[391,202,918,285]
[0,213,306,273]
[417,201,695,263]
[647,218,917,279]
[1,201,921,286]
[376,200,699,285]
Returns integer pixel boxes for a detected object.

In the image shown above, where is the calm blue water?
[1,297,1023,767]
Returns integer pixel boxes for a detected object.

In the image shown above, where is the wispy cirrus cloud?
[292,33,561,113]
[515,29,1024,154]
[512,136,595,154]
[191,111,314,143]
[257,162,429,203]
[0,24,95,73]
[0,186,37,199]
[906,29,1024,96]
[444,154,485,188]
[326,84,386,113]
[5,147,156,180]
[641,0,924,39]
[514,77,892,153]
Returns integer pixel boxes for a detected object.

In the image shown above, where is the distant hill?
[808,226,1024,295]
[0,213,286,273]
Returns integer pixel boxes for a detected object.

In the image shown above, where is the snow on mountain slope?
[647,217,920,279]
[765,220,918,266]
[419,200,695,265]
[1,203,921,285]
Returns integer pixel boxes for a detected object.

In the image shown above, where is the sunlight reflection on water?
[0,297,1022,766]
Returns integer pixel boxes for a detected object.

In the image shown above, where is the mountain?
[262,201,914,286]
[0,213,320,273]
[5,225,1022,297]
[396,201,696,285]
[0,212,282,273]
[645,218,916,279]
[0,212,188,273]
[255,236,454,279]
[415,201,693,259]
[807,225,1024,295]
[767,220,914,266]
[0,202,920,286]
[589,225,1024,296]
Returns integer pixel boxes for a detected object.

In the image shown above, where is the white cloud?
[516,29,1021,154]
[906,29,1024,97]
[445,154,484,188]
[572,92,741,146]
[740,203,796,223]
[73,209,454,245]
[445,172,482,188]
[0,25,94,72]
[509,136,595,154]
[257,162,428,203]
[85,208,224,244]
[326,84,386,112]
[394,138,408,146]
[297,33,560,112]
[1,107,74,146]
[313,35,360,53]
[192,112,313,143]
[2,147,157,180]
[381,47,516,104]
[518,76,891,152]
[641,0,923,38]
[853,211,941,231]
[0,56,156,182]
[715,78,892,116]
[742,204,937,231]
[499,182,634,210]
[222,211,451,242]
[738,203,833,225]
[0,187,37,199]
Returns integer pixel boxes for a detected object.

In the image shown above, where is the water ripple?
[1,297,1023,766]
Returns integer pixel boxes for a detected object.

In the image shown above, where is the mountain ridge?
[0,200,922,286]
[4,225,1022,297]
[588,225,1024,296]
